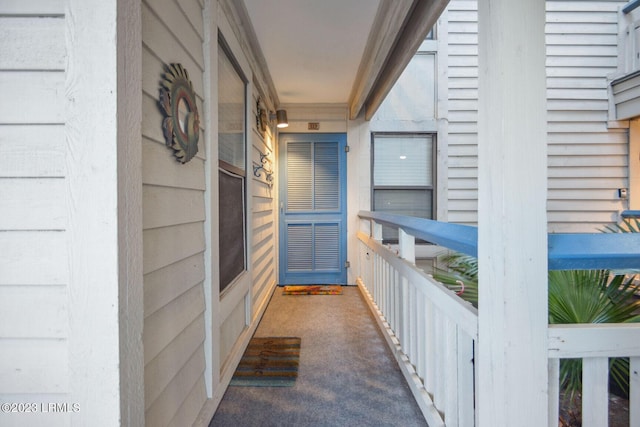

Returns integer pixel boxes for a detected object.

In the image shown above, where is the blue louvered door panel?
[279,134,347,285]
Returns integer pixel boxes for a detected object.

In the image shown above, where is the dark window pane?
[219,170,245,291]
[373,189,433,242]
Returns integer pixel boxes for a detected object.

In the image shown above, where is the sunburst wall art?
[159,63,200,164]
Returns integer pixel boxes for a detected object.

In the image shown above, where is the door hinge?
[344,145,350,153]
[344,261,351,268]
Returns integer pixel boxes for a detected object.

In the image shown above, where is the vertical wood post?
[630,119,640,210]
[477,0,548,425]
[66,0,143,425]
[116,1,143,424]
[581,357,609,427]
[398,228,415,264]
[203,0,220,399]
[372,220,383,241]
[630,357,640,427]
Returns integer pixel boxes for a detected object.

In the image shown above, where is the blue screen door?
[278,133,347,285]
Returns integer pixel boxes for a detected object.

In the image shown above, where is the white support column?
[398,228,415,264]
[372,220,383,241]
[477,0,548,426]
[203,0,220,400]
[66,0,143,425]
[116,0,143,424]
[630,119,640,210]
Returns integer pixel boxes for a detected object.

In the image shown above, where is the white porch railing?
[356,211,640,427]
[357,231,476,427]
[548,325,640,427]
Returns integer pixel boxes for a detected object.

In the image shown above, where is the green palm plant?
[548,270,639,399]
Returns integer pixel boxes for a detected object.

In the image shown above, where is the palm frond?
[549,269,639,396]
[601,217,640,234]
[432,253,479,307]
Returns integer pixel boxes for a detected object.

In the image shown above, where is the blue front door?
[278,133,347,285]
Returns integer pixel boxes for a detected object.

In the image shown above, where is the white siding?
[0,3,70,426]
[1,0,143,424]
[446,1,479,226]
[250,90,277,319]
[546,0,627,232]
[143,1,279,423]
[142,1,207,426]
[612,73,640,119]
[446,0,628,232]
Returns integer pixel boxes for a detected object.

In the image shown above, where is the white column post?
[66,0,143,425]
[398,228,415,264]
[116,0,144,424]
[203,0,220,399]
[372,220,383,241]
[477,0,548,426]
[629,119,640,210]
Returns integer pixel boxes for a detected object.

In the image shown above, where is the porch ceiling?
[238,0,449,119]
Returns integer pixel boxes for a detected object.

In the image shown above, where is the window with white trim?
[372,133,435,242]
[218,36,247,293]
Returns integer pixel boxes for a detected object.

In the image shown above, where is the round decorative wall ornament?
[256,97,268,137]
[159,63,200,163]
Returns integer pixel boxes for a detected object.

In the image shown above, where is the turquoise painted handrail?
[358,211,478,256]
[621,210,640,218]
[358,211,640,270]
[623,0,640,14]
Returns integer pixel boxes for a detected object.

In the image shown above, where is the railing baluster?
[399,228,415,264]
[444,318,459,426]
[394,269,399,336]
[434,308,444,411]
[372,219,382,241]
[458,329,475,427]
[373,252,378,301]
[582,357,609,427]
[385,267,399,336]
[386,266,400,335]
[393,268,398,330]
[416,292,426,381]
[376,258,382,314]
[376,258,382,320]
[631,356,640,427]
[425,298,435,394]
[401,275,409,353]
[382,262,388,320]
[373,253,378,305]
[548,358,560,427]
[409,283,417,363]
[399,229,415,362]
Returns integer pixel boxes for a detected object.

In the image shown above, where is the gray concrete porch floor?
[209,286,428,427]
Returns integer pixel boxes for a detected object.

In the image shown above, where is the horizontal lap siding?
[0,3,69,423]
[546,0,627,232]
[142,1,207,426]
[613,75,640,119]
[250,90,276,318]
[447,1,479,225]
[447,0,628,231]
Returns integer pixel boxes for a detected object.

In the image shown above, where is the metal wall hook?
[253,150,274,186]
